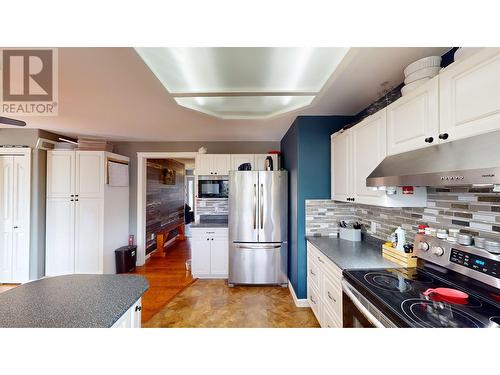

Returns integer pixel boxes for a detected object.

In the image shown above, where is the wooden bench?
[155,220,186,255]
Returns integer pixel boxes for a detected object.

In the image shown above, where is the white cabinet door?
[74,198,103,273]
[130,299,142,328]
[46,198,75,276]
[76,152,104,198]
[47,151,74,198]
[210,237,228,276]
[213,155,230,175]
[352,109,387,205]
[191,237,211,276]
[230,154,255,171]
[331,130,352,202]
[254,154,278,171]
[387,77,439,155]
[0,156,13,282]
[195,154,213,175]
[11,156,30,282]
[440,48,500,142]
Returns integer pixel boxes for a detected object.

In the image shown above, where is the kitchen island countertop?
[0,274,148,328]
[306,235,401,270]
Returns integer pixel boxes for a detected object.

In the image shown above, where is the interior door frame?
[136,151,198,266]
[0,147,31,282]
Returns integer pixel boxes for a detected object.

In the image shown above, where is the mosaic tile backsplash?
[306,186,500,243]
[195,198,229,221]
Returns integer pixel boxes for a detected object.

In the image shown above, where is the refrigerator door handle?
[234,244,281,250]
[253,183,257,229]
[260,183,264,229]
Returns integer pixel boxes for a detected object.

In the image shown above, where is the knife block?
[339,228,361,242]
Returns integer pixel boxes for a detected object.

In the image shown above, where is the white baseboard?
[288,279,309,308]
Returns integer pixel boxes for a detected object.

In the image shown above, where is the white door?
[74,198,103,273]
[76,152,104,198]
[0,156,14,282]
[210,237,228,276]
[230,154,255,171]
[11,156,30,282]
[195,154,213,175]
[352,109,387,205]
[213,155,230,175]
[191,237,211,275]
[47,151,75,198]
[331,130,352,202]
[46,198,75,276]
[386,77,439,155]
[440,48,500,142]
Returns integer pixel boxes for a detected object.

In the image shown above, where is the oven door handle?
[341,280,386,329]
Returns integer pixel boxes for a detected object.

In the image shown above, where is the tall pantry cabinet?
[45,151,129,276]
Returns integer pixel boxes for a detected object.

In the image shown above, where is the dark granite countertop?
[0,274,149,328]
[190,222,228,228]
[306,235,401,270]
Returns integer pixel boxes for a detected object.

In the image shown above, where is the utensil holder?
[339,228,361,242]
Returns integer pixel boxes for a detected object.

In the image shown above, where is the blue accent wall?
[281,116,352,299]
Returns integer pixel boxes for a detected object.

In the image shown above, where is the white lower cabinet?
[190,227,228,278]
[307,242,343,327]
[112,298,142,328]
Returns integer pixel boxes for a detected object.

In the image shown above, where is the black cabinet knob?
[439,133,449,140]
[425,137,434,143]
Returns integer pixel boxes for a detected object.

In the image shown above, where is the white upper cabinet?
[47,151,75,198]
[195,154,230,175]
[75,152,104,198]
[387,76,439,155]
[331,130,352,202]
[440,48,500,142]
[352,109,387,205]
[230,154,255,171]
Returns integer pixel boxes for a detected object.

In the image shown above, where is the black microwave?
[198,178,229,198]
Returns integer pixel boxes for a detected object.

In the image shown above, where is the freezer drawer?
[229,242,287,285]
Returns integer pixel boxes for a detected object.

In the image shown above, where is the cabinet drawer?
[308,284,322,321]
[322,273,343,319]
[307,257,321,289]
[322,304,342,328]
[191,227,228,239]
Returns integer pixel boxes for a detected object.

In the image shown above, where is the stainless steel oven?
[198,177,229,198]
[342,280,397,328]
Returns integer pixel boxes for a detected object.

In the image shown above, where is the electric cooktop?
[343,266,500,328]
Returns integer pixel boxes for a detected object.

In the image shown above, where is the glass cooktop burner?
[363,271,434,292]
[401,299,483,328]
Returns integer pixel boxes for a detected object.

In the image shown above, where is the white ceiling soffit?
[135,47,349,119]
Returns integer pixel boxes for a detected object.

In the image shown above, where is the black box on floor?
[115,245,137,273]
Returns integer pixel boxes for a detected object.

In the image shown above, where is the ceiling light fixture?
[135,47,349,119]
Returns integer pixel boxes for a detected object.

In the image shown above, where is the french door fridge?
[228,171,288,286]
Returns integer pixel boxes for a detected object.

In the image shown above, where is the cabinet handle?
[327,291,337,302]
[135,305,142,312]
[70,194,74,197]
[425,137,434,143]
[75,199,79,202]
[13,226,18,229]
[70,199,74,202]
[211,238,214,241]
[310,295,317,304]
[310,269,316,276]
[317,256,324,263]
[439,133,449,140]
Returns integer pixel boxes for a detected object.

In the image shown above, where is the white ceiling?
[1,47,451,142]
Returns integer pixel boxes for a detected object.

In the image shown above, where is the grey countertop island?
[306,235,401,270]
[0,274,149,328]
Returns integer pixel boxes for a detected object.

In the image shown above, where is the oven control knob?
[418,242,430,252]
[431,246,445,257]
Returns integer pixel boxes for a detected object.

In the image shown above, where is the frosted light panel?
[135,47,348,119]
[175,96,315,119]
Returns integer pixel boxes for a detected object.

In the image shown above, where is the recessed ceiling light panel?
[135,47,348,119]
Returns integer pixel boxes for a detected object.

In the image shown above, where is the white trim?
[288,279,309,308]
[136,151,198,266]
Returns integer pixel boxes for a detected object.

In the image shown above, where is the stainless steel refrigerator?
[228,171,288,286]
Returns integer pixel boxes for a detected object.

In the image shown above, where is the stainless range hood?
[366,130,500,188]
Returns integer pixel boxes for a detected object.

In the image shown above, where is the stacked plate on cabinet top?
[401,56,441,96]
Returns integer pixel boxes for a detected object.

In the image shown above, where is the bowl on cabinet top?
[404,56,442,77]
[404,66,441,84]
[401,78,431,96]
